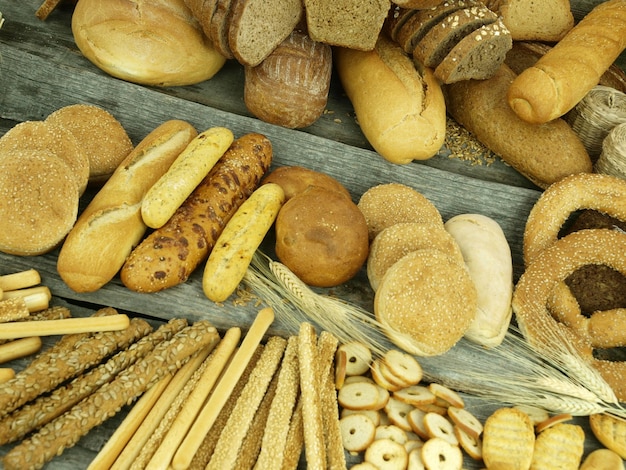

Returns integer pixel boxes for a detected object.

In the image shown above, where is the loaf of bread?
[444,63,592,189]
[57,120,198,292]
[334,35,446,164]
[72,0,226,86]
[507,0,626,124]
[244,31,332,129]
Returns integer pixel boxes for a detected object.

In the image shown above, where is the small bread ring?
[364,437,409,470]
[512,229,626,401]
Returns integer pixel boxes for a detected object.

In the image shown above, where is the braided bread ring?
[512,229,626,401]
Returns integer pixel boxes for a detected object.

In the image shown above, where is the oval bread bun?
[275,185,369,287]
[46,104,133,184]
[0,150,79,256]
[262,165,351,200]
[71,0,226,87]
[374,249,477,356]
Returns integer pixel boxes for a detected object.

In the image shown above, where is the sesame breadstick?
[2,320,220,470]
[203,335,287,470]
[281,397,305,470]
[0,297,30,322]
[0,312,151,419]
[255,335,300,470]
[0,318,188,446]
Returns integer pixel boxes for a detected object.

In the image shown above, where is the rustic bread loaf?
[244,31,332,129]
[208,0,235,59]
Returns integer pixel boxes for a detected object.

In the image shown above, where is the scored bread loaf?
[507,0,626,124]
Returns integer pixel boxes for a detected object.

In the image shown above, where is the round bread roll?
[374,249,477,356]
[46,104,133,184]
[0,120,89,196]
[367,222,465,292]
[71,0,226,87]
[262,165,351,200]
[358,183,443,242]
[275,185,369,287]
[0,150,79,256]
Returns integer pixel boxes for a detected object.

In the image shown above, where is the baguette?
[507,0,626,124]
[444,63,592,189]
[121,133,273,293]
[334,35,446,164]
[57,120,197,293]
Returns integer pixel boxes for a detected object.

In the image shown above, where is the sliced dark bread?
[413,5,498,68]
[395,0,483,54]
[184,0,218,38]
[228,0,303,66]
[304,0,391,51]
[385,6,418,42]
[434,18,512,83]
[209,0,235,59]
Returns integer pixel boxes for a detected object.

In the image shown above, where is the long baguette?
[121,133,273,293]
[57,120,197,293]
[507,0,626,124]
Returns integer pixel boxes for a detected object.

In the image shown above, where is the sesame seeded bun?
[367,222,465,292]
[46,104,133,184]
[0,120,89,195]
[358,183,443,242]
[0,149,79,256]
[374,249,477,356]
[261,165,351,200]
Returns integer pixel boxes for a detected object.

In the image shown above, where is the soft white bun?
[71,0,226,86]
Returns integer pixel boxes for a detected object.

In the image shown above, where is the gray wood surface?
[0,1,623,468]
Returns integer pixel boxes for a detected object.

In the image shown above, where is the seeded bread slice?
[395,0,483,54]
[385,6,418,42]
[228,0,303,66]
[413,5,498,68]
[434,18,512,83]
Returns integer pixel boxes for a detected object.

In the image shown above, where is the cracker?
[531,423,585,470]
[589,413,626,459]
[482,407,535,470]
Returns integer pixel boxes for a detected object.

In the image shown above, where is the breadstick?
[297,322,326,470]
[281,397,305,470]
[113,344,216,470]
[0,305,70,347]
[0,269,41,292]
[0,337,42,364]
[255,336,300,470]
[203,335,287,470]
[0,297,30,323]
[146,327,241,470]
[0,368,14,383]
[0,314,152,419]
[170,307,274,468]
[0,318,188,446]
[0,313,131,340]
[21,291,50,313]
[1,320,220,470]
[1,285,51,302]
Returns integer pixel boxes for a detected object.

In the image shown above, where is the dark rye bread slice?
[385,6,418,42]
[434,18,512,83]
[228,0,303,66]
[413,5,498,68]
[395,0,483,54]
[210,0,235,59]
[184,0,218,39]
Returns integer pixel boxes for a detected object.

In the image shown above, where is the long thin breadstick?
[2,285,51,301]
[112,344,216,470]
[146,327,241,470]
[0,305,70,347]
[0,368,15,384]
[255,335,300,470]
[0,314,130,339]
[204,335,287,470]
[0,337,42,364]
[1,320,220,470]
[281,397,305,470]
[0,313,151,419]
[170,307,275,468]
[0,297,30,323]
[0,318,188,446]
[21,291,50,313]
[0,269,41,292]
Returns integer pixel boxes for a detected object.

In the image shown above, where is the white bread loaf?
[57,120,198,293]
[71,0,226,86]
[335,36,446,164]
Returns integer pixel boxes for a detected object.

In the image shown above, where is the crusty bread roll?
[57,120,197,292]
[507,0,626,124]
[261,165,351,200]
[444,63,592,189]
[335,35,446,164]
[71,0,226,87]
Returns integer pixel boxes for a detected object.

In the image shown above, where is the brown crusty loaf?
[444,63,592,189]
[244,31,332,129]
[507,0,626,124]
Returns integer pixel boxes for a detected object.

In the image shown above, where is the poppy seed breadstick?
[0,318,188,446]
[1,320,220,470]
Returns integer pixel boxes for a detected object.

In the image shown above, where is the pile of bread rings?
[512,172,626,402]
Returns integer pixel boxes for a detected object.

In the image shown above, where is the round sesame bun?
[46,104,133,184]
[358,183,443,242]
[0,120,89,195]
[374,249,477,356]
[367,222,465,292]
[0,149,79,256]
